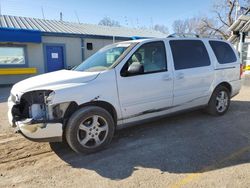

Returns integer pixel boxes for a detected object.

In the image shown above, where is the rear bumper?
[230,79,241,98]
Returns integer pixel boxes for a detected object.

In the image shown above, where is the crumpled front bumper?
[16,119,63,142]
[8,98,63,142]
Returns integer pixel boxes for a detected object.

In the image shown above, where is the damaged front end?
[9,90,69,142]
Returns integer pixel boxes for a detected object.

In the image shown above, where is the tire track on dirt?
[0,135,53,164]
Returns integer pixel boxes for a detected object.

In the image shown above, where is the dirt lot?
[0,81,250,188]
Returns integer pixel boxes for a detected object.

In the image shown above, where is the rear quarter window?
[209,41,237,64]
[170,40,211,70]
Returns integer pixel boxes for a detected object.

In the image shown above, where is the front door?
[116,41,174,123]
[45,45,64,72]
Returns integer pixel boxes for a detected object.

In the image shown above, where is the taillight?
[240,64,243,78]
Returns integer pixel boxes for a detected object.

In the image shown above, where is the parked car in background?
[8,36,241,153]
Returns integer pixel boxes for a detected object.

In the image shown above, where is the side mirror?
[127,62,144,76]
[67,66,76,70]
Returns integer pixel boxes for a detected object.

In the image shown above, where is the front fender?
[51,70,122,121]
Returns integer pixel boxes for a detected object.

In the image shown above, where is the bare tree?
[202,0,249,39]
[153,24,169,34]
[98,17,121,27]
[172,20,188,33]
[172,0,249,39]
[172,17,213,35]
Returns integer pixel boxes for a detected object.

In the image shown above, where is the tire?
[206,86,230,116]
[65,106,115,153]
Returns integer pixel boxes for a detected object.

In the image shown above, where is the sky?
[0,0,214,32]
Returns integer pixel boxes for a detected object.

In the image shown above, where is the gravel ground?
[0,79,249,188]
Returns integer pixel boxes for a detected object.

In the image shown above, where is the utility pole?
[0,0,2,16]
[41,6,45,19]
[235,0,240,21]
[74,11,80,24]
[124,16,128,26]
[150,17,154,29]
[60,12,63,21]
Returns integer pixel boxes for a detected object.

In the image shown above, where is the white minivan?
[8,37,241,153]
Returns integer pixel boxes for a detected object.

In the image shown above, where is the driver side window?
[121,41,167,76]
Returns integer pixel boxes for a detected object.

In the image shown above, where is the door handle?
[176,73,184,80]
[163,75,172,81]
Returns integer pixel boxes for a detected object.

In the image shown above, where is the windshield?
[74,42,133,72]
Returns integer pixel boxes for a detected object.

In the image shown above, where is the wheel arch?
[207,81,233,105]
[63,101,117,126]
[206,81,232,116]
[215,82,232,95]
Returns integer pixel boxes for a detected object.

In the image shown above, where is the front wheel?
[65,106,115,153]
[206,86,230,116]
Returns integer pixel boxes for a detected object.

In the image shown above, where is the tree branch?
[202,19,229,39]
[215,11,230,27]
[227,0,236,26]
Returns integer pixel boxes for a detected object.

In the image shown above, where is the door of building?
[45,45,65,72]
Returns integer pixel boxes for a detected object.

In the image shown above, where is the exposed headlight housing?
[10,94,16,102]
[9,93,20,103]
[45,91,55,105]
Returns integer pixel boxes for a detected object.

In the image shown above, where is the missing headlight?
[12,90,54,122]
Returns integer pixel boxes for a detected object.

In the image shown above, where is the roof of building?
[229,15,250,33]
[0,15,166,38]
[228,14,250,43]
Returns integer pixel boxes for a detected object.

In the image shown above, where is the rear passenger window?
[170,40,210,70]
[209,41,237,64]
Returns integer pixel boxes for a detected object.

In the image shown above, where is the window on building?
[0,46,26,66]
[209,41,237,64]
[87,43,93,50]
[170,40,210,70]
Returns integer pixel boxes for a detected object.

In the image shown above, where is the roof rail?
[201,35,224,40]
[167,33,224,40]
[167,33,200,38]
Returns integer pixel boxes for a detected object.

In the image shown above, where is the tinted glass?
[125,41,167,74]
[170,40,210,70]
[209,41,237,64]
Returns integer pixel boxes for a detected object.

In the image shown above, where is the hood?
[11,70,100,94]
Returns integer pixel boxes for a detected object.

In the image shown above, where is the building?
[228,13,250,73]
[0,15,165,85]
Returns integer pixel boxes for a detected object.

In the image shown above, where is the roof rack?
[167,33,224,40]
[201,35,224,40]
[167,33,199,38]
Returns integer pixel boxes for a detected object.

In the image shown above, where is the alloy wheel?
[216,91,229,113]
[77,115,109,148]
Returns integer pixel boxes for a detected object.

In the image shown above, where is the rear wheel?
[65,106,115,153]
[206,86,230,116]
